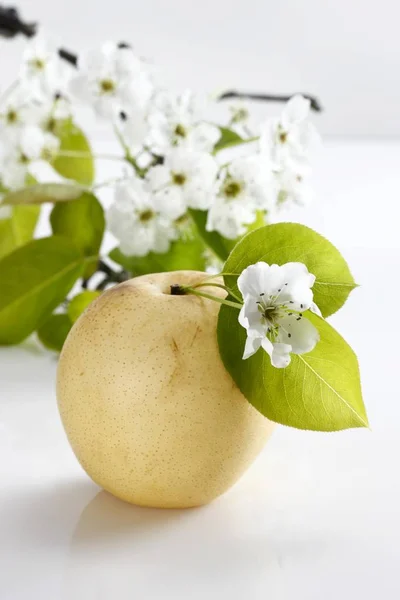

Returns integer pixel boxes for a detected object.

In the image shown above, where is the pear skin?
[57,271,274,508]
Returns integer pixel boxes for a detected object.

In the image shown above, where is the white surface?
[0,141,399,599]
[2,0,400,136]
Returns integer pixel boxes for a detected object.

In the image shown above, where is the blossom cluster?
[0,37,320,258]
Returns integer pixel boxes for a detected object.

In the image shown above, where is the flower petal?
[278,314,319,355]
[239,299,266,337]
[238,262,284,300]
[269,342,292,368]
[242,335,262,360]
[281,95,310,127]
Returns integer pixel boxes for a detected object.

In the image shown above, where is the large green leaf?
[68,291,101,323]
[50,192,105,259]
[1,183,83,205]
[0,205,40,259]
[37,313,72,352]
[223,223,356,317]
[214,127,244,153]
[0,236,85,345]
[218,308,368,431]
[110,231,207,275]
[52,119,94,185]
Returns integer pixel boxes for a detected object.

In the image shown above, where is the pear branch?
[217,90,322,112]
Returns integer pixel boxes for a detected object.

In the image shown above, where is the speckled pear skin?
[57,271,274,508]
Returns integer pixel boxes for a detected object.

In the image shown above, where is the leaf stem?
[125,154,146,177]
[185,287,242,309]
[190,281,243,303]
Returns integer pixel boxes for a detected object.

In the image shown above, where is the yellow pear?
[57,271,274,508]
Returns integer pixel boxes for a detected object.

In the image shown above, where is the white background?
[1,2,400,598]
[1,0,399,137]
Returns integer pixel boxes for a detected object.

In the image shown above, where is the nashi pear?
[57,271,274,508]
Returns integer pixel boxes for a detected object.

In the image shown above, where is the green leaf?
[0,205,40,259]
[37,313,72,352]
[50,192,104,276]
[110,230,207,275]
[223,223,356,318]
[1,183,83,205]
[214,127,244,152]
[50,192,104,256]
[189,209,235,262]
[218,308,368,431]
[0,236,85,345]
[52,119,95,186]
[68,291,101,323]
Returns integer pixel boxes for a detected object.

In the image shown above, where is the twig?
[58,48,78,67]
[0,5,36,38]
[95,260,130,291]
[217,90,322,112]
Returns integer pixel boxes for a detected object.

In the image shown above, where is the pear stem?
[170,284,186,295]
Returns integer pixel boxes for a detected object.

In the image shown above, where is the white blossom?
[0,89,45,142]
[147,90,220,154]
[146,148,217,213]
[0,126,53,190]
[117,109,149,155]
[237,261,320,368]
[206,156,275,239]
[260,94,320,167]
[70,42,153,119]
[107,177,179,257]
[20,37,64,97]
[275,165,314,208]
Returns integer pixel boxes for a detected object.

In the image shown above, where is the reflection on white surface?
[1,142,399,599]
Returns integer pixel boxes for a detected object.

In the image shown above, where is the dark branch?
[58,47,78,67]
[0,5,36,38]
[95,260,130,291]
[217,90,323,112]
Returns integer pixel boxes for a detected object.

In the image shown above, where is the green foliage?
[68,291,101,323]
[0,205,40,259]
[189,210,266,264]
[110,230,207,275]
[37,313,72,352]
[50,192,104,277]
[52,119,95,185]
[0,236,85,345]
[1,183,83,205]
[50,192,104,256]
[223,222,357,317]
[218,308,368,431]
[189,209,235,262]
[214,127,244,153]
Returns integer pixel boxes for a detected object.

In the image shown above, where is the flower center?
[172,172,186,186]
[223,180,242,199]
[30,58,45,70]
[139,209,155,223]
[6,110,18,124]
[174,124,187,138]
[100,79,116,94]
[279,130,288,143]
